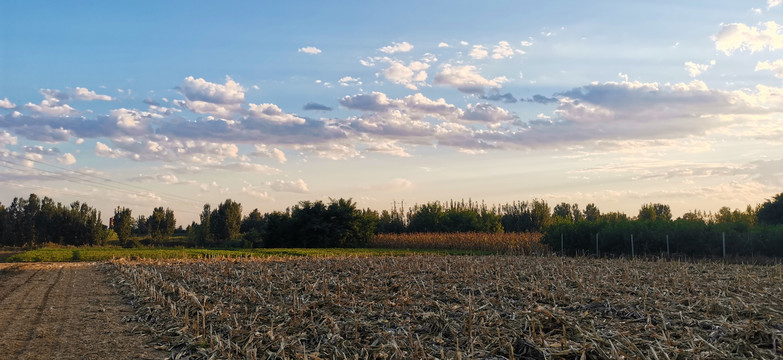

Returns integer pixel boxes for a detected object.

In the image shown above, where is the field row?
[108,256,783,359]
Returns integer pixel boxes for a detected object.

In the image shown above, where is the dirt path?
[0,263,168,360]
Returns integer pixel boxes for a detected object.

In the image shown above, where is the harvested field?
[109,256,783,359]
[0,262,168,360]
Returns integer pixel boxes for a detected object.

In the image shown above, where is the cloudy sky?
[2,1,783,223]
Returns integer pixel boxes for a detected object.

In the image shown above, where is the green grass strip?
[5,247,493,262]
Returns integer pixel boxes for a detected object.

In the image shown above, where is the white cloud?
[270,178,309,193]
[57,153,76,165]
[110,108,157,133]
[70,87,113,101]
[364,140,411,157]
[379,41,413,54]
[298,46,322,55]
[252,144,287,163]
[520,40,533,46]
[176,76,245,118]
[241,183,272,199]
[469,45,488,59]
[296,143,361,160]
[0,98,16,109]
[491,41,515,59]
[460,40,469,46]
[247,103,306,125]
[24,90,78,116]
[0,130,17,147]
[438,42,450,48]
[95,141,124,158]
[714,21,783,55]
[382,60,428,90]
[684,60,715,77]
[340,92,462,120]
[756,59,783,78]
[433,64,508,94]
[180,76,245,104]
[339,76,362,87]
[769,0,782,9]
[461,103,517,127]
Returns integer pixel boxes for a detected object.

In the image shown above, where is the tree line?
[0,194,108,247]
[2,192,782,256]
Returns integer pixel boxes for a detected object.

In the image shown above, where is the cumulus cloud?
[56,153,76,165]
[0,130,17,147]
[684,60,716,77]
[95,141,124,158]
[434,64,508,94]
[756,59,783,78]
[379,41,413,54]
[252,144,287,163]
[491,41,515,59]
[461,103,518,127]
[714,21,783,55]
[241,183,272,199]
[176,76,245,118]
[0,98,16,109]
[247,103,306,125]
[24,90,79,116]
[180,76,245,104]
[70,87,113,101]
[295,143,361,160]
[488,80,783,149]
[302,102,333,111]
[769,0,782,9]
[340,92,462,120]
[382,60,429,90]
[438,42,450,48]
[298,46,322,54]
[364,140,411,157]
[469,45,488,59]
[270,178,309,193]
[339,76,362,87]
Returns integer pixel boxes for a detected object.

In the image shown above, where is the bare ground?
[0,262,168,360]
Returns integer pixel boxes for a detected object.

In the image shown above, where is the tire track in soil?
[0,263,169,360]
[0,268,42,304]
[0,268,49,339]
[13,266,65,359]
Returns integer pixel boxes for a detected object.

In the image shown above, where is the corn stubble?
[108,256,783,359]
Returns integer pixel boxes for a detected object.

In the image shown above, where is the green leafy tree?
[584,203,601,222]
[637,203,672,222]
[552,202,574,223]
[757,193,783,225]
[241,209,264,247]
[209,199,242,244]
[113,207,134,247]
[147,207,176,244]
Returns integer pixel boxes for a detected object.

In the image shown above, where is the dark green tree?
[637,203,672,222]
[113,207,134,247]
[757,193,783,225]
[584,203,601,222]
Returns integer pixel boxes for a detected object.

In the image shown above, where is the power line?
[0,158,199,216]
[2,153,203,206]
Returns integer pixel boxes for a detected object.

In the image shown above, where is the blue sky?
[2,1,783,223]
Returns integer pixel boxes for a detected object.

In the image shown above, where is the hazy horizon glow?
[1,1,782,224]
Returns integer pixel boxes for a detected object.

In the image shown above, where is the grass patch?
[5,247,492,262]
